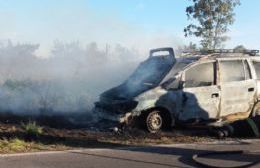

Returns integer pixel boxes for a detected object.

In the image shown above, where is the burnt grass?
[0,112,219,153]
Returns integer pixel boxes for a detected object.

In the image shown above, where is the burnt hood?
[99,47,176,101]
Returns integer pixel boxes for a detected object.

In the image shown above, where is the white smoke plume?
[0,40,143,115]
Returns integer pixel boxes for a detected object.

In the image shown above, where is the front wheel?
[146,110,163,133]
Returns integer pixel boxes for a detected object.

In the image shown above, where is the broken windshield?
[100,54,176,99]
[126,56,175,88]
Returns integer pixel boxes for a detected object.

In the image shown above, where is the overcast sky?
[0,0,259,56]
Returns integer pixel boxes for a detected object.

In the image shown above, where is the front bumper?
[93,107,132,124]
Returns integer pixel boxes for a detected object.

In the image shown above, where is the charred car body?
[94,47,260,133]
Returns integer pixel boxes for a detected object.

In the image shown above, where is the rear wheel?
[146,110,163,133]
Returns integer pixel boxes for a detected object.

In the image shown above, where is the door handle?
[211,93,219,98]
[248,88,255,92]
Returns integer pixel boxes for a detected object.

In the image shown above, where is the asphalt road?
[0,140,259,168]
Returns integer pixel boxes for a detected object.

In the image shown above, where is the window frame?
[182,60,217,88]
[243,59,252,80]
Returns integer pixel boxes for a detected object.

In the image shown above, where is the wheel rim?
[147,111,162,133]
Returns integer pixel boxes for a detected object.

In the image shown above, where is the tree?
[184,0,240,49]
[184,42,198,51]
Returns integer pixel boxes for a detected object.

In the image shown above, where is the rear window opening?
[219,60,245,83]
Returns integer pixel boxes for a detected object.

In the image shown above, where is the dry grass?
[0,138,69,154]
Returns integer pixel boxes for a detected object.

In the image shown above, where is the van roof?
[179,49,260,62]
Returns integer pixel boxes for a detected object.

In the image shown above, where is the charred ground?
[0,112,219,153]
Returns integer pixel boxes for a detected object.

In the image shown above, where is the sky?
[0,0,259,57]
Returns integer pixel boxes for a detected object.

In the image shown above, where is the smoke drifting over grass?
[0,40,143,115]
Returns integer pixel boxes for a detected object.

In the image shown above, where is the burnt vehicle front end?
[94,48,176,128]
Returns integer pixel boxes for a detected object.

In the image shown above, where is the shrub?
[8,138,27,151]
[22,121,43,137]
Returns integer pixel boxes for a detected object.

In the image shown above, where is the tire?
[145,110,163,133]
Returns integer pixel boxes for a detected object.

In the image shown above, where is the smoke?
[0,40,143,115]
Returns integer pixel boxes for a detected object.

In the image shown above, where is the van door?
[180,61,220,121]
[219,59,256,119]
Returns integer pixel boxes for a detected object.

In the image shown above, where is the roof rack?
[183,49,260,56]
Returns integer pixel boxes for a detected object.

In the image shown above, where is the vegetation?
[0,118,216,154]
[184,0,240,49]
[22,121,43,137]
[0,138,68,154]
[182,42,198,52]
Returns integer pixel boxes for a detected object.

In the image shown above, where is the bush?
[22,121,43,137]
[0,138,27,152]
[8,138,27,151]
